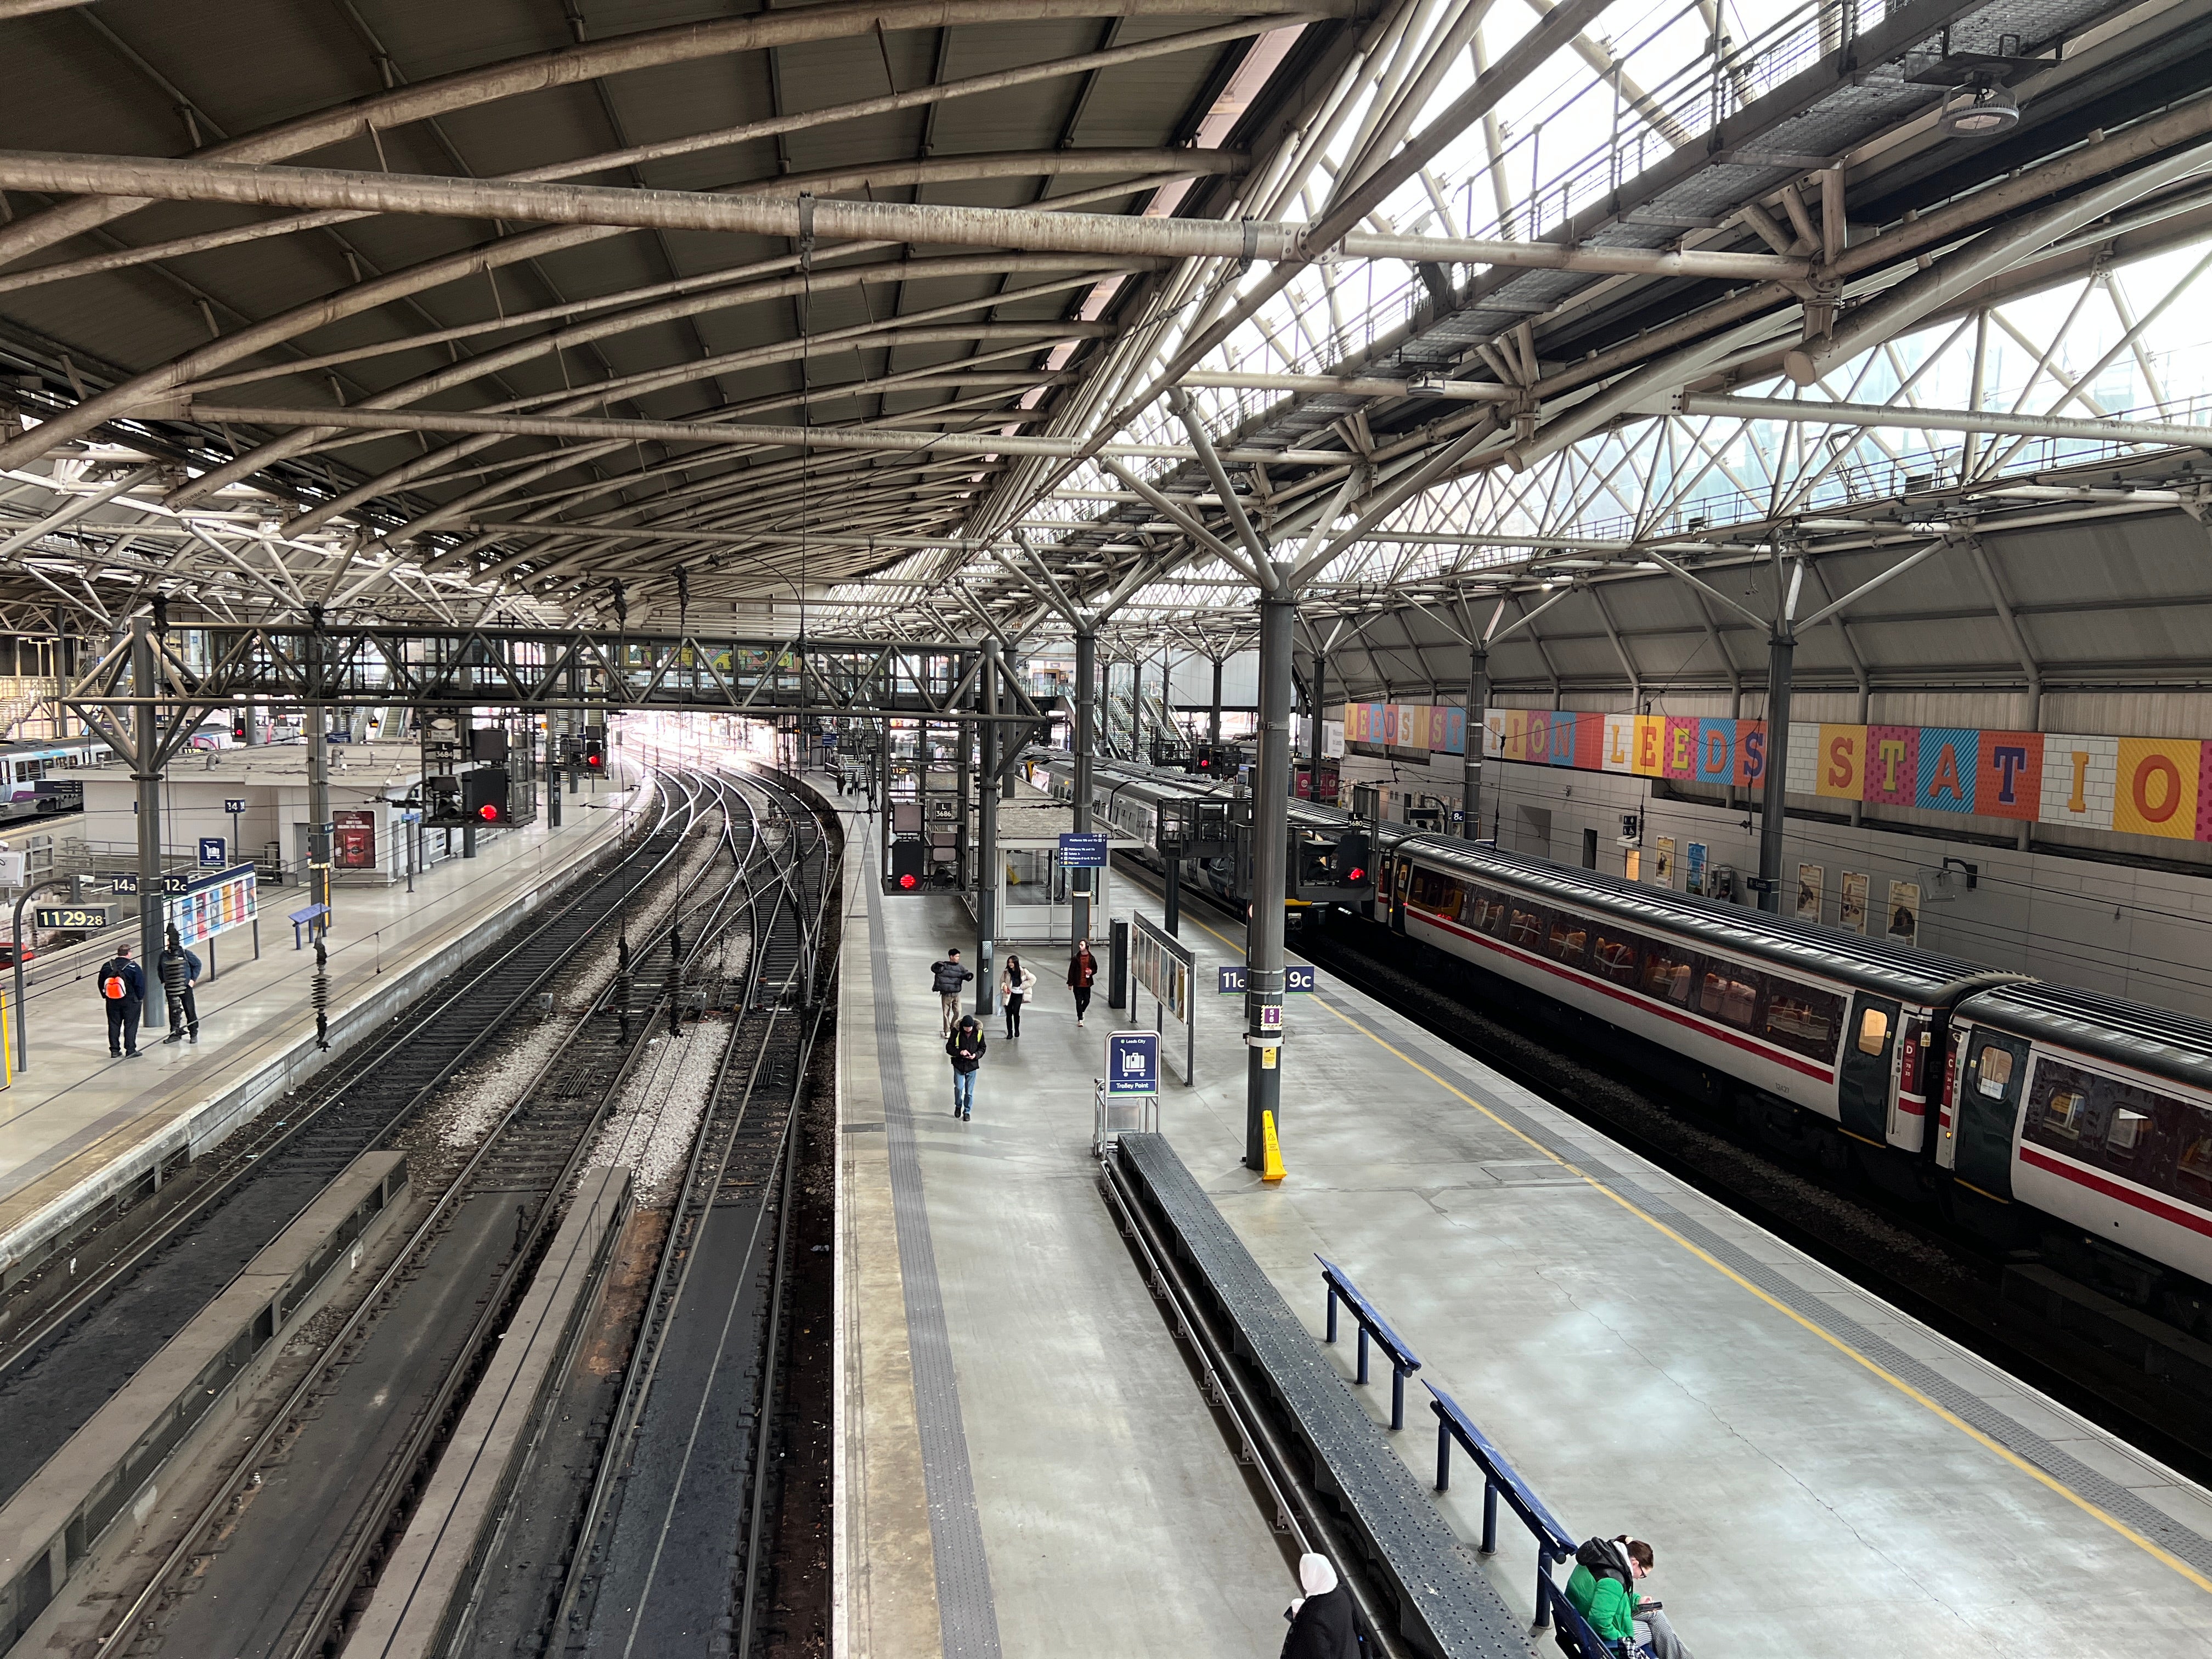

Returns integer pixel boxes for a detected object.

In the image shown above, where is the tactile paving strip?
[1118,1132,1531,1659]
[865,872,1004,1657]
[1313,989,2212,1582]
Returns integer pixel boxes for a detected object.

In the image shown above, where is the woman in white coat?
[1001,953,1036,1039]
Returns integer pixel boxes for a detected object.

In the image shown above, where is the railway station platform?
[834,785,2212,1658]
[0,773,649,1289]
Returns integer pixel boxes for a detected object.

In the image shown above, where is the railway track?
[99,766,792,1659]
[0,774,689,1504]
[431,760,838,1659]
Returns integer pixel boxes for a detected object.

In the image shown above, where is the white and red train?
[1374,834,2212,1293]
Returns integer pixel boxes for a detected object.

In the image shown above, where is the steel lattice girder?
[61,626,1047,719]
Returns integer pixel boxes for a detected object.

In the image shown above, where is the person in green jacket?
[1564,1536,1692,1659]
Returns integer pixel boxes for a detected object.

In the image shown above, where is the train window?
[1462,890,1508,935]
[2041,1088,2089,1141]
[1641,948,1693,1005]
[1973,1047,2015,1098]
[1857,1008,1890,1056]
[2174,1108,2212,1199]
[1765,985,1841,1057]
[1508,907,1545,948]
[1545,919,1587,964]
[1700,969,1758,1028]
[2107,1107,2152,1161]
[1407,866,1462,916]
[1591,935,1640,984]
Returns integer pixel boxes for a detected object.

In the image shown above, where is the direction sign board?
[1057,832,1108,868]
[1217,964,1316,994]
[199,837,228,868]
[1106,1030,1160,1095]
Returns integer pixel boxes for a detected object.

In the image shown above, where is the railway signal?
[461,768,510,825]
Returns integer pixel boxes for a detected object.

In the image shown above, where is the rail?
[1318,1254,1422,1430]
[61,769,742,1659]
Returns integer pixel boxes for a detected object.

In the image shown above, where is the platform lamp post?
[11,873,82,1073]
[977,637,1001,1020]
[1072,619,1097,947]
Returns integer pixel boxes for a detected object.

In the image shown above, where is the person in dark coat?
[157,926,202,1044]
[946,1013,985,1121]
[1066,939,1098,1028]
[97,940,146,1058]
[1281,1552,1356,1659]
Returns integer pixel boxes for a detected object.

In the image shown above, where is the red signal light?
[898,873,918,890]
[1347,866,1365,882]
[586,752,601,766]
[477,803,501,822]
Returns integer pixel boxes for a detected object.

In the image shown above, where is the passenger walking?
[97,940,146,1058]
[1279,1552,1356,1658]
[946,1013,986,1120]
[157,926,202,1045]
[1565,1536,1692,1659]
[1066,939,1097,1028]
[1000,953,1035,1039]
[930,947,973,1036]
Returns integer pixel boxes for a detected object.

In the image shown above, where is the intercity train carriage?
[1040,755,1374,922]
[1373,833,2016,1154]
[1941,983,2212,1285]
[1372,827,2212,1302]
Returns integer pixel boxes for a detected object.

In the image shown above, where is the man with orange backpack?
[98,941,146,1058]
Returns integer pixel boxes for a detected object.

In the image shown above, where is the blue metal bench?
[288,902,329,949]
[1428,1381,1657,1657]
[1317,1254,1421,1429]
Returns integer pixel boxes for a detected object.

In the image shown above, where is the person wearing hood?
[1280,1552,1356,1659]
[1564,1535,1692,1659]
[945,1013,985,1121]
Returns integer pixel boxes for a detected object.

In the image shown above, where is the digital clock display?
[33,906,114,929]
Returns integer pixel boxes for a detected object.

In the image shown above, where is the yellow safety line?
[1304,990,2212,1598]
[1126,879,2212,1594]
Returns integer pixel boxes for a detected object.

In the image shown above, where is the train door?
[1954,1028,2031,1200]
[1387,854,1410,933]
[1837,995,1900,1143]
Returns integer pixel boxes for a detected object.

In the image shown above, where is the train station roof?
[3,0,2212,709]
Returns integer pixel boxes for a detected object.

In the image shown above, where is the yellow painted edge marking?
[1316,958,2212,1596]
[1121,870,2212,1594]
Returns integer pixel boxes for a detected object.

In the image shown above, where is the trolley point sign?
[1107,1030,1159,1096]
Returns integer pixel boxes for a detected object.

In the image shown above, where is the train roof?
[1392,834,1989,1002]
[1957,981,2212,1097]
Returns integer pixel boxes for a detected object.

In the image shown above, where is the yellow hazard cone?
[1261,1110,1286,1183]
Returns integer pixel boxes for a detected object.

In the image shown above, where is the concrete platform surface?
[838,776,2212,1658]
[0,772,647,1283]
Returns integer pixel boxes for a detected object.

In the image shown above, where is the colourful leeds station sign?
[1341,702,2212,845]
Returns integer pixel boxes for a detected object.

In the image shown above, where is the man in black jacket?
[157,926,203,1045]
[97,941,146,1058]
[946,1014,985,1121]
[930,947,972,1036]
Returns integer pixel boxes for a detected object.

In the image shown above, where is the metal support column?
[1131,656,1144,763]
[1464,644,1487,837]
[1245,582,1295,1170]
[1757,629,1795,913]
[1310,648,1328,772]
[307,695,333,906]
[977,638,1000,1019]
[1209,655,1224,743]
[1073,622,1097,946]
[131,617,165,1031]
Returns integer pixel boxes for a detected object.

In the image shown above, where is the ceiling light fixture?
[1938,76,2019,138]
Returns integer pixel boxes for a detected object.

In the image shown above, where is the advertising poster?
[1654,837,1675,886]
[1796,864,1824,922]
[1839,871,1869,934]
[1685,842,1708,896]
[1886,879,1922,946]
[334,809,377,871]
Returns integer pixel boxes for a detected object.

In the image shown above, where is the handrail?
[1316,1254,1420,1429]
